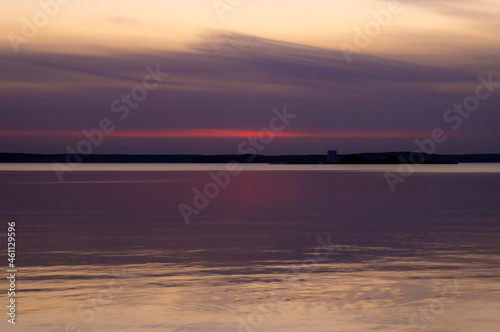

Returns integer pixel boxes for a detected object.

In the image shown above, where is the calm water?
[1,164,500,331]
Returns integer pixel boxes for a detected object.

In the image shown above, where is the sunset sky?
[1,0,500,154]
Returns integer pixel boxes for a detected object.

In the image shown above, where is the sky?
[1,0,500,155]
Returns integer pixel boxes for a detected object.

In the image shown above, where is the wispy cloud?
[0,31,480,94]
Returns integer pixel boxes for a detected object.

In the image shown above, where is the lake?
[1,164,499,331]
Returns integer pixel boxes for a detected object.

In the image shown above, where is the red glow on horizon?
[0,128,474,139]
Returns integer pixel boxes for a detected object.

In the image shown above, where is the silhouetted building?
[327,150,338,162]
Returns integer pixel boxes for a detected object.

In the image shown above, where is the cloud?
[0,31,499,154]
[408,0,500,21]
[0,31,479,94]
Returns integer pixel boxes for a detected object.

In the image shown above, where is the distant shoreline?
[1,152,500,164]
